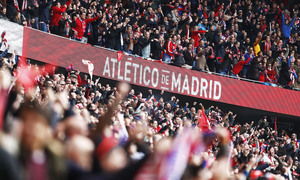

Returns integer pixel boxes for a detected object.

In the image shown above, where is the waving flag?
[158,128,199,180]
[16,57,56,90]
[17,58,39,90]
[260,144,268,154]
[82,59,94,80]
[198,108,210,132]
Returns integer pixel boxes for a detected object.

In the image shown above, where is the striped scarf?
[14,0,20,11]
[22,0,28,11]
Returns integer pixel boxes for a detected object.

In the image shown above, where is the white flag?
[82,59,94,80]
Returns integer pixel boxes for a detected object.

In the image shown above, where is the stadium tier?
[2,19,300,117]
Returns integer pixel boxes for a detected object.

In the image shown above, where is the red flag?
[198,108,210,131]
[117,51,123,61]
[16,58,56,90]
[17,58,40,90]
[42,63,57,76]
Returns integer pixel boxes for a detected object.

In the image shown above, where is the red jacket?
[191,30,206,47]
[72,16,99,40]
[232,57,252,75]
[50,1,72,26]
[266,69,277,82]
[166,40,178,59]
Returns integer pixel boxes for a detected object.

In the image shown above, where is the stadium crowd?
[2,0,300,88]
[0,37,299,180]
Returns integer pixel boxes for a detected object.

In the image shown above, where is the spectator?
[50,0,72,35]
[123,25,134,54]
[282,12,296,45]
[163,35,178,64]
[248,57,265,81]
[12,11,26,26]
[194,46,209,72]
[150,34,164,60]
[183,43,195,68]
[106,23,125,51]
[72,12,100,42]
[140,31,151,58]
[278,62,291,87]
[0,7,8,20]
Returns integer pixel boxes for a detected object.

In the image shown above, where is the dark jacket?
[151,39,164,60]
[278,62,291,87]
[248,60,265,81]
[123,32,131,52]
[39,0,53,24]
[106,27,125,50]
[183,50,194,66]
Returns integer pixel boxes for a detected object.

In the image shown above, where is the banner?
[1,20,300,117]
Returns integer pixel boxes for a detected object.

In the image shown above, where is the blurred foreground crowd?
[2,0,300,88]
[0,41,300,179]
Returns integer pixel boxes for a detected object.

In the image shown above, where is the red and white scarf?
[22,0,28,11]
[14,0,20,11]
[264,41,271,53]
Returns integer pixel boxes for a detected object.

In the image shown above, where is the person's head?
[18,103,52,151]
[80,12,86,20]
[55,1,61,8]
[267,63,272,70]
[248,47,253,53]
[151,120,158,129]
[187,43,193,50]
[64,114,89,137]
[214,16,219,22]
[137,92,142,99]
[285,19,289,25]
[291,133,297,140]
[257,51,263,57]
[66,135,95,171]
[171,35,177,42]
[144,31,150,40]
[246,38,250,44]
[96,137,127,173]
[1,7,6,15]
[126,25,132,33]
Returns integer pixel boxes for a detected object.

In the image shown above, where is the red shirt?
[50,1,71,26]
[266,69,277,82]
[166,40,178,59]
[191,30,206,47]
[232,57,252,75]
[72,16,100,39]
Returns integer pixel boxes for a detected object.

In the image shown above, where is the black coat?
[183,50,194,66]
[151,40,164,60]
[106,27,124,50]
[248,62,264,81]
[278,62,291,87]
